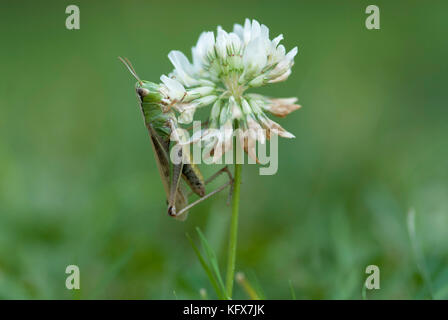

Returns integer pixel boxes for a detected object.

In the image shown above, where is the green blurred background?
[0,0,447,299]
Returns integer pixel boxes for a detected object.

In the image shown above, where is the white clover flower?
[161,19,301,162]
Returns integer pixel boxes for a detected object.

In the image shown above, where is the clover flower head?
[160,19,301,162]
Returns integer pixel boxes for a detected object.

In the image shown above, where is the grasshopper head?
[119,56,163,103]
[135,81,163,103]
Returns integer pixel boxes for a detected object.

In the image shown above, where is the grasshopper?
[119,57,233,220]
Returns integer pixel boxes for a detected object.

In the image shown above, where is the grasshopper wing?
[147,125,189,220]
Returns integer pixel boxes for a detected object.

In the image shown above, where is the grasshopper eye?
[137,87,150,98]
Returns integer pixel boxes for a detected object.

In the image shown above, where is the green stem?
[225,163,242,298]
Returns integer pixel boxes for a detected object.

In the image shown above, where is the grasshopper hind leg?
[172,166,234,219]
[206,166,234,205]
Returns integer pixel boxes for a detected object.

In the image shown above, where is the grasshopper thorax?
[118,57,164,104]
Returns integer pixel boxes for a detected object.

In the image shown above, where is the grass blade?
[90,248,134,299]
[196,227,227,297]
[186,232,226,299]
[236,272,261,300]
[407,208,434,299]
[289,280,297,300]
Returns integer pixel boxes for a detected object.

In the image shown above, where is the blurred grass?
[0,0,447,299]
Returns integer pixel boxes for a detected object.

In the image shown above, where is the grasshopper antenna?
[119,56,143,85]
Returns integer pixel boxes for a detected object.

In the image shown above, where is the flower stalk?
[225,163,242,298]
